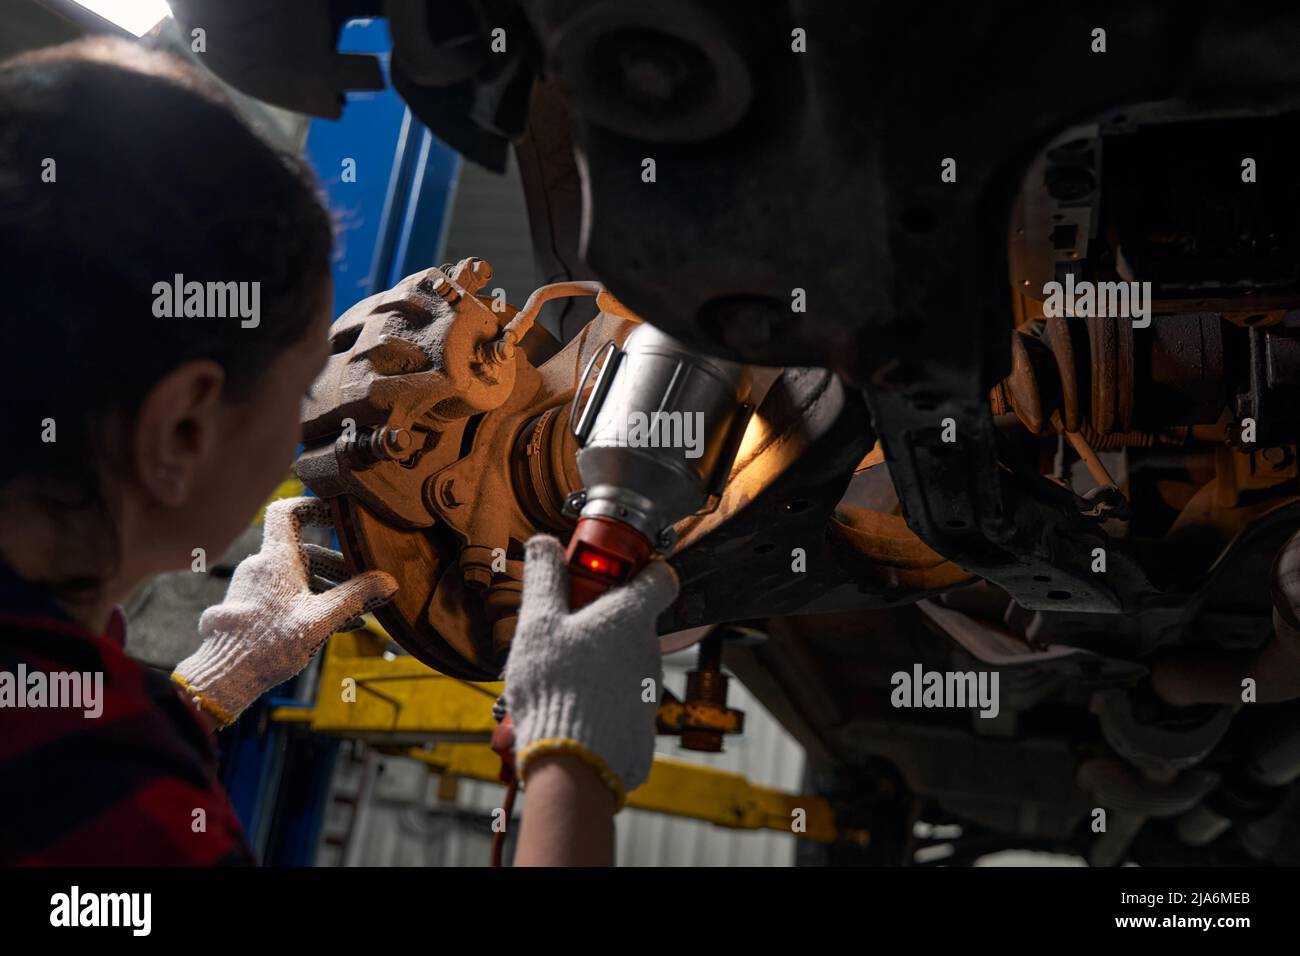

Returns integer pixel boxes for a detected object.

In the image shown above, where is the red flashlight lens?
[570,543,628,582]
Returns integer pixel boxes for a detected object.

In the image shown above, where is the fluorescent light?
[69,0,172,38]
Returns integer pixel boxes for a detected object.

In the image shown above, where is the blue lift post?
[219,17,462,865]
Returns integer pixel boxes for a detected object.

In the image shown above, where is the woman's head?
[0,37,333,602]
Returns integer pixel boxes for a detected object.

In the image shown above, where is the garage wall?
[440,154,538,308]
[316,648,806,867]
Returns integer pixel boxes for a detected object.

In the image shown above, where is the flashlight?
[564,323,754,608]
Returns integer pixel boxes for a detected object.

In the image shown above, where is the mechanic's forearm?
[515,754,616,866]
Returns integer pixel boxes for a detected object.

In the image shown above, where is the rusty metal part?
[308,294,940,677]
[1062,426,1114,488]
[996,328,1058,433]
[659,370,888,628]
[655,630,745,752]
[1076,423,1219,450]
[493,282,638,364]
[298,259,521,528]
[1053,422,1132,521]
[296,258,538,679]
[991,313,1228,442]
[299,261,642,679]
[510,405,582,530]
[492,280,601,362]
[827,508,975,594]
[1089,310,1134,435]
[299,259,988,681]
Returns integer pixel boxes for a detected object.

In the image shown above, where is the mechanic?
[0,37,675,866]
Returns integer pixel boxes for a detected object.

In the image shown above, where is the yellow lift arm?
[270,624,864,846]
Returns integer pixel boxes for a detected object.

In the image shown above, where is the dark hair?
[0,37,332,589]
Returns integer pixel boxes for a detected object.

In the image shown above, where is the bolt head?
[431,276,461,304]
[380,427,413,456]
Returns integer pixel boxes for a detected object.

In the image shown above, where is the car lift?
[270,622,862,846]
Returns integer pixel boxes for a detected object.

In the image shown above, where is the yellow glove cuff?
[516,737,628,812]
[171,672,236,729]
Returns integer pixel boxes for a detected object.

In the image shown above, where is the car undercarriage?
[170,0,1300,865]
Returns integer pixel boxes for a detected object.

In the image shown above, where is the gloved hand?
[172,497,398,727]
[504,534,679,809]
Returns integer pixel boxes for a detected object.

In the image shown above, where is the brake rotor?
[329,494,499,681]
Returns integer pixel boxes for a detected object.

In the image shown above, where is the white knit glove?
[505,535,679,807]
[173,497,398,727]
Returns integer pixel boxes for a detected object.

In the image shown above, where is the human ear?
[132,359,226,508]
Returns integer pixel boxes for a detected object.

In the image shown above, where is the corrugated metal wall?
[316,649,806,866]
[616,650,805,867]
[440,154,538,310]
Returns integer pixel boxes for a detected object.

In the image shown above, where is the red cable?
[490,713,517,867]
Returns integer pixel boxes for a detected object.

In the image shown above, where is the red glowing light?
[571,543,629,581]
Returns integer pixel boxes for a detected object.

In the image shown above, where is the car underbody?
[172,0,1300,864]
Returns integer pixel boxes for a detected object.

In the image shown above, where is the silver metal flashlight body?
[568,322,754,549]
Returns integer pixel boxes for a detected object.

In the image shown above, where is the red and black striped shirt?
[0,565,253,865]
